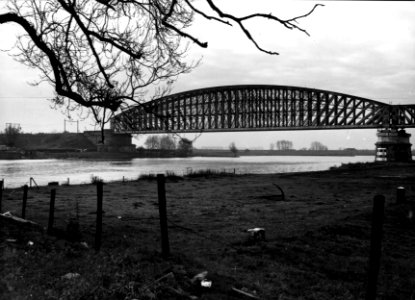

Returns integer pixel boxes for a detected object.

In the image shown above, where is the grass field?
[1,163,415,299]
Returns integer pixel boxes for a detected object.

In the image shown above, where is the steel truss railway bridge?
[110,85,415,161]
[112,85,415,133]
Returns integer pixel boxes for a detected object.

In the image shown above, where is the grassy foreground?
[1,163,415,299]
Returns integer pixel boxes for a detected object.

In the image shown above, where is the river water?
[0,156,374,188]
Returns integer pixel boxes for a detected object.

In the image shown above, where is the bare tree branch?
[183,0,231,26]
[204,0,324,55]
[0,0,323,119]
[57,0,114,88]
[0,12,117,109]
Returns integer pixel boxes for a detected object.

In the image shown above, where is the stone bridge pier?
[375,128,412,162]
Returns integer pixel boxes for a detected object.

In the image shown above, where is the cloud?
[176,1,415,107]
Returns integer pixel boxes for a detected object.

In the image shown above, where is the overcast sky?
[0,1,414,150]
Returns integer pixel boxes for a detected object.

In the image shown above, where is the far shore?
[0,148,376,160]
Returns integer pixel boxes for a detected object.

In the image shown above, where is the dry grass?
[1,163,415,299]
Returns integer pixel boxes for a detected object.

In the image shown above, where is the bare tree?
[0,0,196,118]
[160,135,176,150]
[90,106,112,144]
[0,1,322,143]
[177,137,193,156]
[0,1,322,110]
[144,135,161,150]
[276,140,293,150]
[229,142,238,157]
[310,141,328,151]
[1,124,22,147]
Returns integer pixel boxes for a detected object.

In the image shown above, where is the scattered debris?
[273,184,285,201]
[247,228,266,241]
[191,271,208,284]
[232,287,259,299]
[1,211,40,226]
[139,270,191,299]
[80,242,89,249]
[61,273,80,280]
[155,271,175,284]
[201,279,212,288]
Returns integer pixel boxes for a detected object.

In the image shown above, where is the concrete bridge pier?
[375,128,412,162]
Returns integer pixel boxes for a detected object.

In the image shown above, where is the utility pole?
[64,119,80,133]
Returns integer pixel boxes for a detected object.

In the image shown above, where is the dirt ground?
[1,163,415,299]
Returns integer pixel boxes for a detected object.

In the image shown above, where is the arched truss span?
[111,85,415,133]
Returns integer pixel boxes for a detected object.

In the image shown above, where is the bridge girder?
[111,85,415,133]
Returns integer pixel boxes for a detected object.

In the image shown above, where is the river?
[0,156,374,188]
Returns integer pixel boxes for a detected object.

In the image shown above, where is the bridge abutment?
[84,130,135,152]
[375,128,412,162]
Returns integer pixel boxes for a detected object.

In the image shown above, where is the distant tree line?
[0,124,22,147]
[145,135,176,150]
[270,140,328,151]
[309,141,328,151]
[144,135,192,156]
[143,136,329,154]
[276,140,293,150]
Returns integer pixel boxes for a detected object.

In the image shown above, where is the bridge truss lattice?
[111,85,415,133]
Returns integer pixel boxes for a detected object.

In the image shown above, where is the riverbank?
[0,155,376,188]
[0,148,376,160]
[0,131,377,160]
[194,149,375,157]
[1,163,415,299]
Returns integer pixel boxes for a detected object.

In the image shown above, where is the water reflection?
[0,156,373,188]
[110,161,134,166]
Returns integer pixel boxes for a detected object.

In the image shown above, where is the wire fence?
[1,173,414,299]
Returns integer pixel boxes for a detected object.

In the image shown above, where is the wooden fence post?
[157,174,170,258]
[22,185,28,219]
[0,179,3,213]
[365,194,385,300]
[47,189,56,234]
[95,181,103,251]
[396,186,405,204]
